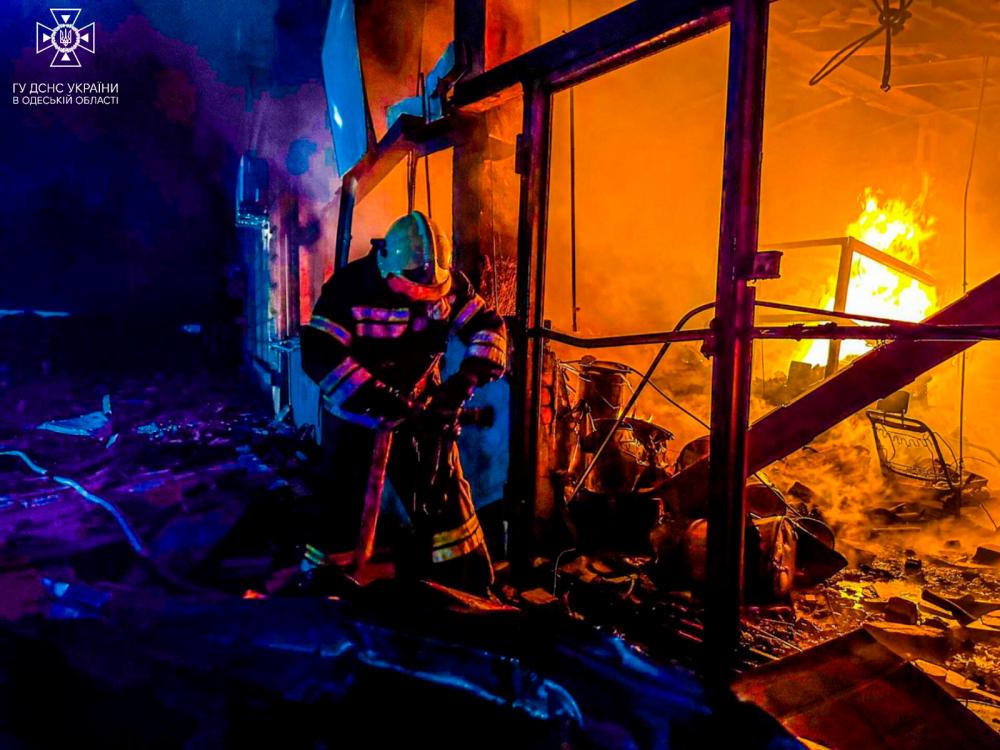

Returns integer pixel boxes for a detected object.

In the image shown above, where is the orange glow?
[801,189,937,365]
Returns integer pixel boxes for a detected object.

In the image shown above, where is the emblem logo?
[36,8,95,68]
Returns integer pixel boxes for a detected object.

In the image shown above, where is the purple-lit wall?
[0,0,337,339]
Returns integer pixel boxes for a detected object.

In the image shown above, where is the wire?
[406,152,417,214]
[419,72,433,219]
[405,0,429,216]
[566,302,715,503]
[809,0,913,92]
[567,0,579,331]
[486,108,500,309]
[618,364,709,429]
[0,450,238,597]
[552,546,578,595]
[959,56,990,481]
[759,339,766,402]
[1,449,148,556]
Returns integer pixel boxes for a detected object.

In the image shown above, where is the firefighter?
[299,210,506,595]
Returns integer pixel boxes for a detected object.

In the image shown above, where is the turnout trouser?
[313,410,493,594]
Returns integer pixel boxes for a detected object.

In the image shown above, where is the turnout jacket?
[301,251,507,429]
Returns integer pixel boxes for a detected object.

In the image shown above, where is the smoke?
[291,0,1000,557]
[536,0,1000,564]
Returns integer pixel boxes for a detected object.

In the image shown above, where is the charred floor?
[0,320,796,748]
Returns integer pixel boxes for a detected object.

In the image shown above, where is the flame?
[801,189,937,365]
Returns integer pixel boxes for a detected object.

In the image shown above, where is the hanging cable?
[809,0,913,92]
[405,0,430,215]
[419,71,433,218]
[959,56,990,480]
[486,109,500,309]
[406,152,417,214]
[614,363,709,429]
[759,339,767,402]
[566,0,579,331]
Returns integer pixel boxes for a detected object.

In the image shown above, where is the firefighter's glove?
[362,381,416,427]
[429,370,478,418]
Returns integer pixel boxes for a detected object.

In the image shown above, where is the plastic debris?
[37,394,112,439]
[38,410,111,438]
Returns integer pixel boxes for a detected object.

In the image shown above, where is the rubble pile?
[0,371,323,613]
[742,434,1000,733]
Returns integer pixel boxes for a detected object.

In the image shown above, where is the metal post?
[509,83,552,578]
[825,239,853,377]
[286,197,301,335]
[455,0,486,75]
[705,0,769,687]
[334,177,356,270]
[567,0,579,331]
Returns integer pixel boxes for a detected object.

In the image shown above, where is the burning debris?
[798,188,938,367]
[729,393,1000,736]
[530,258,1000,739]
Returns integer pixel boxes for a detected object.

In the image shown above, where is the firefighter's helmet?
[378,211,453,301]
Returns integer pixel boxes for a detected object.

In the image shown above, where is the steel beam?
[451,0,730,108]
[746,271,1000,475]
[705,0,770,687]
[454,0,486,76]
[334,177,356,270]
[343,114,474,206]
[664,272,1000,533]
[508,84,552,579]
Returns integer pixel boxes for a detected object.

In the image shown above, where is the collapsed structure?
[270,0,1000,743]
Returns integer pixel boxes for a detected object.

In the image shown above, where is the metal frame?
[332,0,756,682]
[329,0,1000,684]
[867,409,965,492]
[764,236,937,377]
[508,83,552,571]
[704,0,769,686]
[334,114,476,269]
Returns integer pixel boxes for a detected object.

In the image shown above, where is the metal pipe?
[849,236,937,287]
[755,298,914,326]
[746,271,1000,478]
[533,320,1000,348]
[567,0,579,332]
[705,0,769,688]
[451,1,730,108]
[826,239,853,376]
[762,236,936,289]
[334,177,357,270]
[762,236,849,250]
[534,299,1000,350]
[569,87,579,331]
[754,324,1000,341]
[533,326,712,348]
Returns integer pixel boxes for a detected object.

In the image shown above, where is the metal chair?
[866,392,988,515]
